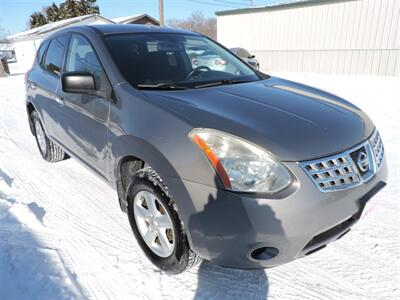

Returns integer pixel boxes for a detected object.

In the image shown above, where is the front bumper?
[167,156,388,269]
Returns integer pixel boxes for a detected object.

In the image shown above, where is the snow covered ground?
[0,68,399,299]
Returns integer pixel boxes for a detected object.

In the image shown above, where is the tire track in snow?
[0,177,87,299]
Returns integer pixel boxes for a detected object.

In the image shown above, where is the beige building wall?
[217,0,400,76]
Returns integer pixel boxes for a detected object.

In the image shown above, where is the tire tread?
[128,167,201,274]
[31,110,66,163]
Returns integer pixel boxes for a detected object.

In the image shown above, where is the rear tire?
[31,110,66,163]
[126,167,201,274]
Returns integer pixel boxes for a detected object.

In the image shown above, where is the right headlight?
[189,128,293,193]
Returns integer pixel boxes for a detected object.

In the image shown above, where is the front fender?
[111,134,182,184]
[110,134,202,250]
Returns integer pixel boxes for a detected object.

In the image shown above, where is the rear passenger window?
[44,36,68,76]
[37,41,49,65]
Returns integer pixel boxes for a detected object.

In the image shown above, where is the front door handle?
[55,96,64,105]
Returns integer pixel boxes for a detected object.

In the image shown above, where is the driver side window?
[65,34,105,89]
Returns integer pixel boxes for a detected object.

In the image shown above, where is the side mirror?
[248,54,256,59]
[61,72,97,94]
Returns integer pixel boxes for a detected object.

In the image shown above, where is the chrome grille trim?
[300,130,384,192]
[369,130,384,170]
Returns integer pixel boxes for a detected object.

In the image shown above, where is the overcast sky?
[0,0,284,35]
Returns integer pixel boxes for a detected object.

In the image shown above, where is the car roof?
[89,24,200,36]
[42,24,203,50]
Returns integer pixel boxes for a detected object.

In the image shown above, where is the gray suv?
[25,25,387,274]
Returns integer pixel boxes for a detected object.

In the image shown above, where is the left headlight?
[189,128,293,193]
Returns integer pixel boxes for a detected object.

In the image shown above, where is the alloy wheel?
[133,190,175,257]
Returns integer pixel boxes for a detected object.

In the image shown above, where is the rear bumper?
[166,156,388,269]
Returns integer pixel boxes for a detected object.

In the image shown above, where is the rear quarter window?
[36,41,49,66]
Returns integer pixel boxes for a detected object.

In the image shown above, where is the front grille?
[300,130,384,192]
[301,153,361,192]
[370,130,384,169]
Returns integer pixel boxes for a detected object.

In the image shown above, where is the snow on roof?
[111,14,159,25]
[8,14,114,42]
[111,14,142,24]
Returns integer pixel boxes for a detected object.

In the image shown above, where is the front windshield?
[104,33,260,89]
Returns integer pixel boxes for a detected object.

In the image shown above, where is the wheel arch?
[118,155,145,190]
[112,135,182,213]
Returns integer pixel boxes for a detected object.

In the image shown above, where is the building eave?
[112,14,160,25]
[215,0,354,16]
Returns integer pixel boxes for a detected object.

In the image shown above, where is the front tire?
[31,110,66,163]
[126,167,201,274]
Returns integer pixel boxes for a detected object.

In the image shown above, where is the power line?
[185,0,237,8]
[185,0,252,9]
[201,0,253,6]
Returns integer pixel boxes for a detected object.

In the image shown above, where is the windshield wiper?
[194,79,252,89]
[136,83,190,90]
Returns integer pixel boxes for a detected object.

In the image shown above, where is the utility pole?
[159,0,164,26]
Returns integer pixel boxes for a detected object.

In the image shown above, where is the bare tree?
[0,22,7,39]
[167,11,217,39]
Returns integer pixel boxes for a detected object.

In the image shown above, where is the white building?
[216,0,400,76]
[7,14,113,73]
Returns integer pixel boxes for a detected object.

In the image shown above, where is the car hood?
[142,76,374,161]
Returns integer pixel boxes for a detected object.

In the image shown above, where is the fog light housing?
[248,246,279,261]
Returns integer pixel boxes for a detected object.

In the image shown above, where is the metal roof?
[215,0,351,16]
